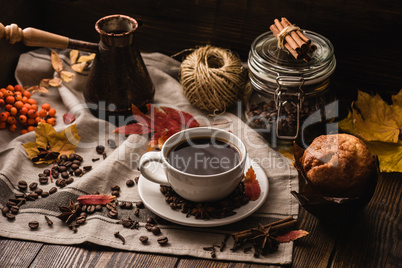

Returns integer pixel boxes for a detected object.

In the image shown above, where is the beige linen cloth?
[0,48,298,264]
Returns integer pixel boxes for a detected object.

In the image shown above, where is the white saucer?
[138,157,269,227]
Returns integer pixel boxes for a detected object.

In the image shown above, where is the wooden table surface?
[0,173,400,267]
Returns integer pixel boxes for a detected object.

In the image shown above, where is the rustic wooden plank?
[292,208,338,268]
[329,173,402,268]
[177,257,281,268]
[0,238,43,267]
[30,244,179,268]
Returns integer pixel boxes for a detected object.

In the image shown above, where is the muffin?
[300,134,376,197]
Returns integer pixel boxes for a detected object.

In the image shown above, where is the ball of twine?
[180,45,247,114]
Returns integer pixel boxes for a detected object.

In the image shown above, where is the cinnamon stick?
[274,19,301,53]
[280,17,308,53]
[270,24,300,60]
[232,216,297,244]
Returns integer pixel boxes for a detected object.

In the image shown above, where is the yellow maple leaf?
[339,90,401,143]
[339,89,402,172]
[22,123,81,164]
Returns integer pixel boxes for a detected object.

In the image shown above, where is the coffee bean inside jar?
[247,29,337,146]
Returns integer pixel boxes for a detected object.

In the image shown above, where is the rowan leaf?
[60,71,75,83]
[49,78,62,87]
[275,230,309,243]
[71,62,87,73]
[51,50,63,73]
[77,53,96,63]
[243,166,261,201]
[69,49,79,65]
[22,123,81,164]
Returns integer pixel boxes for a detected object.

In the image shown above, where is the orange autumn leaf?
[51,50,63,73]
[275,230,309,243]
[243,166,261,201]
[77,195,115,205]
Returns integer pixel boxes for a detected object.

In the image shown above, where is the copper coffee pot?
[0,15,155,121]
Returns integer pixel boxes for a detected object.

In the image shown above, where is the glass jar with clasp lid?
[246,29,337,147]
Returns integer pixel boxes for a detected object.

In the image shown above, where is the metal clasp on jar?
[274,76,305,140]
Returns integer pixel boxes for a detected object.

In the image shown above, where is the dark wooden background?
[1,0,401,99]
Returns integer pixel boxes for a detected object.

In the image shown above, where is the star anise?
[32,143,60,163]
[188,204,219,219]
[251,224,279,257]
[57,200,82,224]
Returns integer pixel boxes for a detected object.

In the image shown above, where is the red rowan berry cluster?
[0,84,56,134]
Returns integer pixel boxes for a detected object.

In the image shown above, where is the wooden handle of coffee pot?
[0,22,98,52]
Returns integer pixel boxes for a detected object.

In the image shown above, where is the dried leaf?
[77,195,115,205]
[243,166,261,201]
[339,90,401,143]
[51,50,63,73]
[339,89,402,172]
[275,230,309,243]
[49,78,62,87]
[63,113,75,125]
[71,62,87,73]
[77,53,96,63]
[26,85,39,92]
[38,87,49,93]
[39,79,50,88]
[22,123,81,164]
[70,50,79,64]
[147,104,182,132]
[60,71,75,83]
[113,123,152,135]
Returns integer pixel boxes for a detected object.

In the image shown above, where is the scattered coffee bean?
[134,208,140,217]
[134,176,139,184]
[18,181,28,191]
[60,154,68,161]
[146,217,156,224]
[65,177,74,184]
[64,161,73,168]
[29,221,39,230]
[58,166,67,172]
[157,236,168,245]
[106,203,116,211]
[92,191,100,195]
[145,223,154,231]
[81,205,87,212]
[55,178,66,188]
[10,206,19,214]
[39,176,49,184]
[108,209,118,218]
[49,187,58,194]
[86,205,95,214]
[124,202,133,209]
[34,188,43,195]
[111,185,120,191]
[2,206,9,215]
[43,169,51,176]
[76,215,86,224]
[6,201,17,208]
[92,158,100,162]
[72,159,81,165]
[83,166,92,172]
[75,154,83,162]
[70,164,79,170]
[111,190,120,197]
[126,179,135,187]
[151,226,161,235]
[61,171,69,179]
[136,201,144,209]
[96,145,105,154]
[29,182,38,190]
[14,193,25,199]
[102,152,107,159]
[139,236,148,243]
[5,212,15,220]
[45,215,53,226]
[74,169,83,176]
[28,192,39,200]
[107,139,116,148]
[51,169,59,179]
[41,191,50,198]
[95,204,103,211]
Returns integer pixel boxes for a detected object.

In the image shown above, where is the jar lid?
[248,30,336,92]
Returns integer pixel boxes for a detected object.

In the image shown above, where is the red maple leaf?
[275,230,309,243]
[243,166,261,201]
[113,104,200,150]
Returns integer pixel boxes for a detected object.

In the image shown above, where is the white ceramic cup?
[139,127,247,202]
